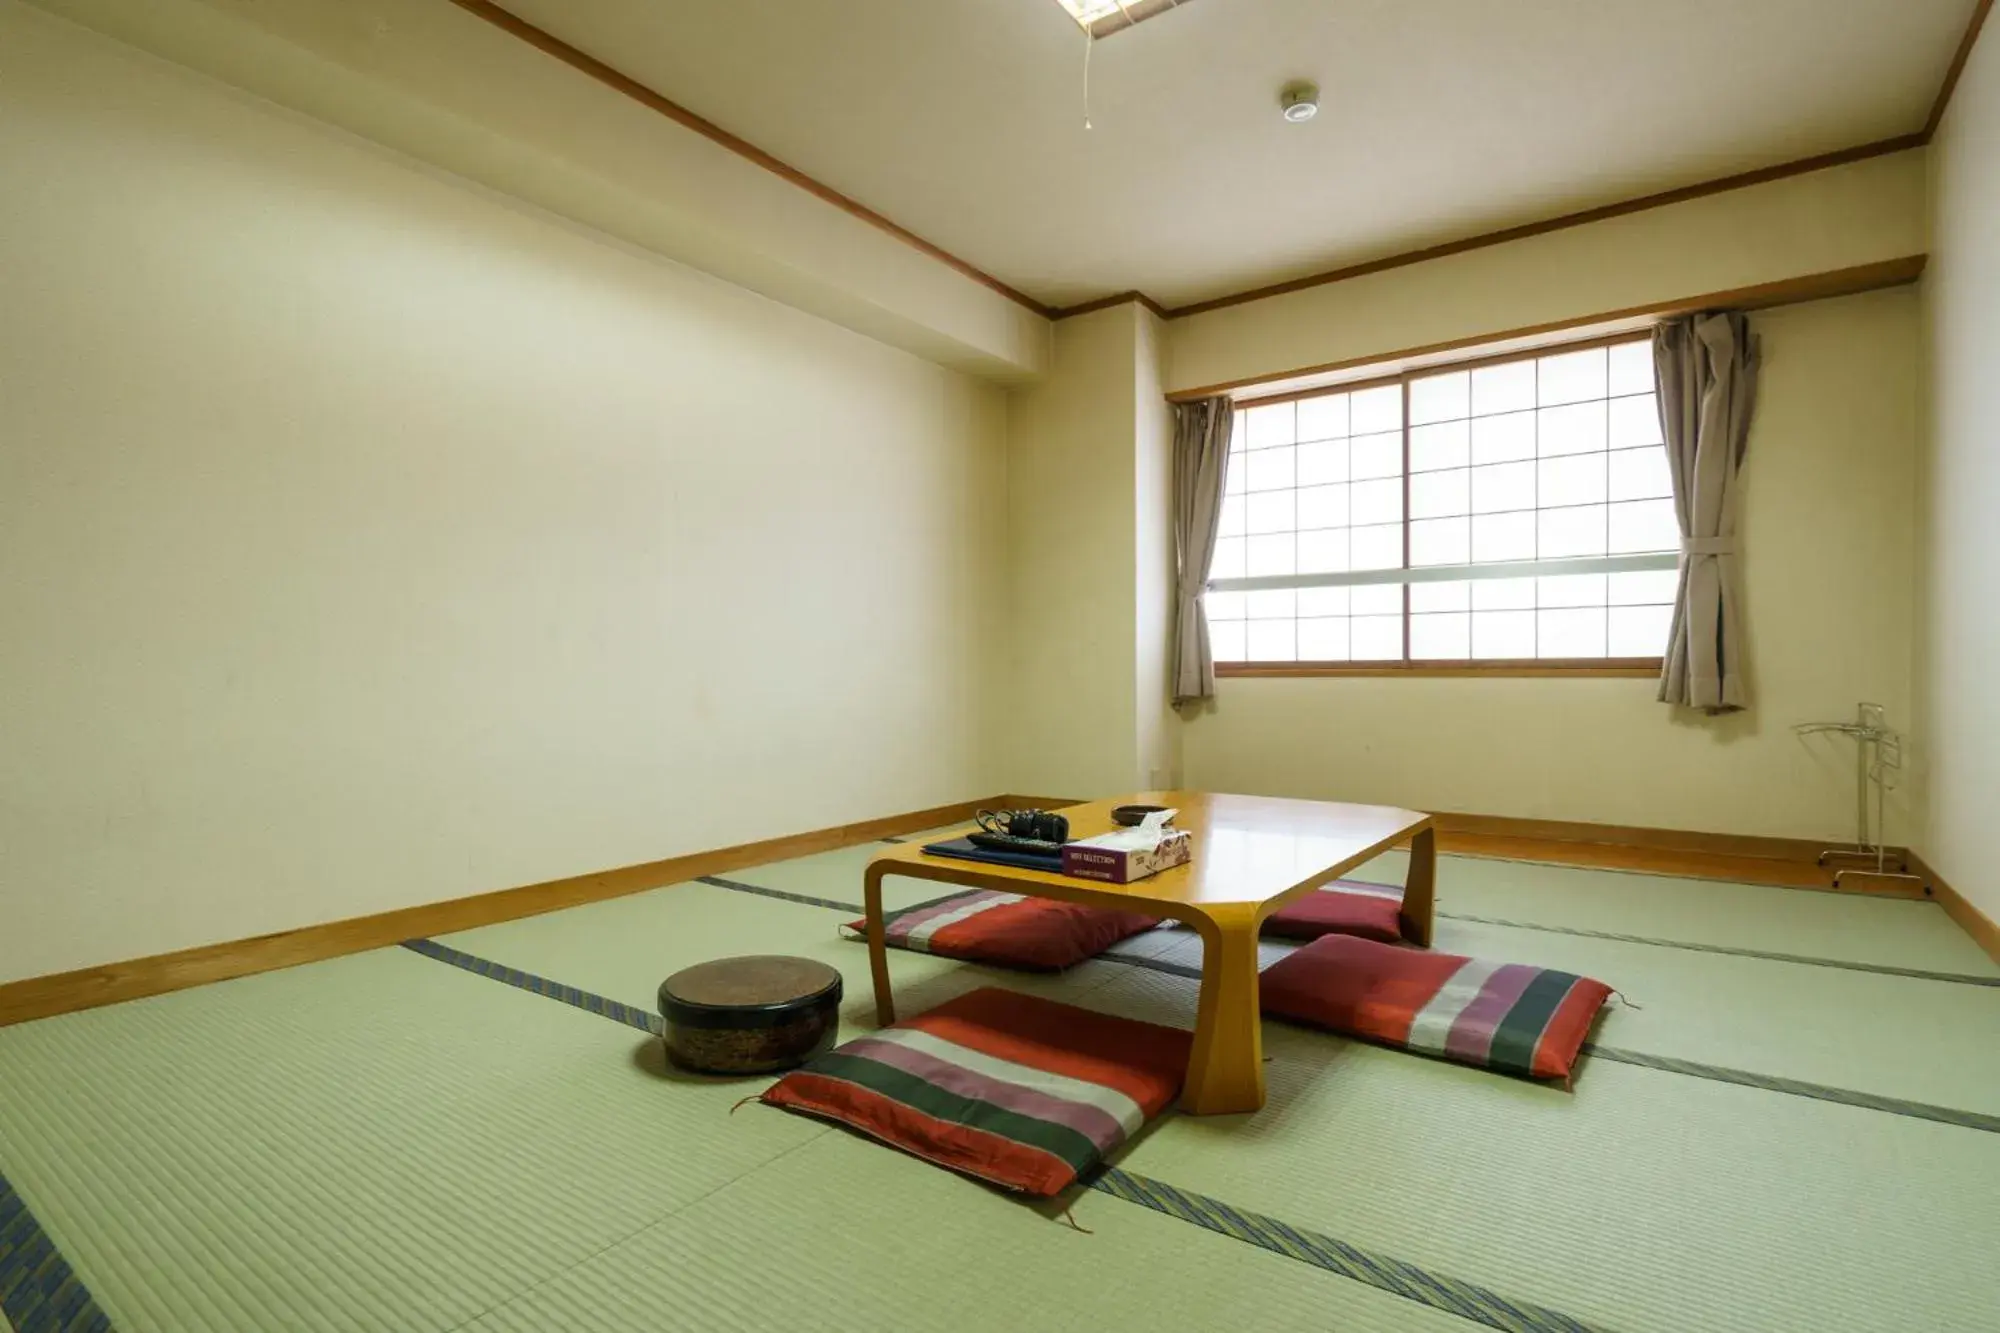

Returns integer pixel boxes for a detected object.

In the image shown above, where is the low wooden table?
[862,791,1434,1115]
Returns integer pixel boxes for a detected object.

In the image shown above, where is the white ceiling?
[496,0,1975,311]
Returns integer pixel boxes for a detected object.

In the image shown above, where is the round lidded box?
[657,955,843,1075]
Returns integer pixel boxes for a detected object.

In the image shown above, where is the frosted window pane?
[1409,516,1470,567]
[1538,347,1607,406]
[1351,384,1404,433]
[1205,590,1245,619]
[1411,420,1471,472]
[1246,589,1296,618]
[1350,431,1403,480]
[1210,619,1246,662]
[1538,452,1608,508]
[1352,615,1403,660]
[1471,461,1536,514]
[1297,617,1350,661]
[1538,607,1607,658]
[1609,446,1674,501]
[1539,503,1609,558]
[1247,619,1297,662]
[1410,580,1471,613]
[1609,394,1664,448]
[1296,394,1349,441]
[1473,577,1536,610]
[1538,402,1607,457]
[1297,528,1349,574]
[1352,477,1404,526]
[1247,533,1296,576]
[1472,510,1536,561]
[1472,410,1537,464]
[1352,584,1403,615]
[1210,537,1245,578]
[1609,570,1681,605]
[1297,483,1350,530]
[1246,489,1295,535]
[1410,468,1470,519]
[1245,446,1296,492]
[1244,402,1294,449]
[1297,439,1349,486]
[1610,604,1674,656]
[1472,609,1536,657]
[1351,523,1403,570]
[1608,341,1655,396]
[1410,372,1469,425]
[1298,586,1350,616]
[1537,573,1607,608]
[1472,360,1537,416]
[1608,498,1680,554]
[1411,612,1471,660]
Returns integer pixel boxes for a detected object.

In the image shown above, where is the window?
[1206,337,1680,672]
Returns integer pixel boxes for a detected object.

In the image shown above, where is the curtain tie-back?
[1681,536,1735,557]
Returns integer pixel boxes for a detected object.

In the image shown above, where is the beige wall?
[0,5,1007,983]
[1002,307,1146,800]
[1132,310,1182,794]
[1166,149,1928,395]
[1181,289,1923,843]
[1918,27,2000,919]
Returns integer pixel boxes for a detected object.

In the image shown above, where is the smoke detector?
[1280,81,1319,123]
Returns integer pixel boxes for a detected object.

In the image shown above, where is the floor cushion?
[760,986,1191,1196]
[1260,934,1611,1084]
[1262,882,1405,943]
[844,891,1159,971]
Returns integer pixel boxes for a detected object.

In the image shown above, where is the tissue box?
[1061,829,1192,883]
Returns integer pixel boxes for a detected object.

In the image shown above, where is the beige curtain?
[1172,396,1234,704]
[1655,312,1759,711]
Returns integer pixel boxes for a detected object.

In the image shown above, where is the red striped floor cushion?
[761,987,1191,1197]
[844,891,1159,971]
[1262,882,1405,943]
[1260,935,1611,1083]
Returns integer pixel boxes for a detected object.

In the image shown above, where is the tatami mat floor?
[2,834,1997,1332]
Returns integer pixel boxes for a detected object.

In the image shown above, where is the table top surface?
[868,791,1429,913]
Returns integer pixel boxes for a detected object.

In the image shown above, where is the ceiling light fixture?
[1280,80,1320,123]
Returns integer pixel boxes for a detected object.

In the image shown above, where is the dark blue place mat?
[920,836,1064,873]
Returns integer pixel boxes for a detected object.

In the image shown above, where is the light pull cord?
[1083,28,1094,129]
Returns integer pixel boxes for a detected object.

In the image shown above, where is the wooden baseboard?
[5,792,1961,1030]
[0,795,998,1030]
[1908,852,2000,965]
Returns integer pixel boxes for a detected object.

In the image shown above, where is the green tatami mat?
[0,947,820,1333]
[1130,917,2000,1115]
[1353,849,1998,975]
[1080,964,2000,1333]
[438,879,1133,1031]
[464,1123,1475,1333]
[718,836,978,913]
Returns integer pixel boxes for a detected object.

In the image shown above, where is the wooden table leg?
[1402,825,1437,947]
[1181,907,1265,1115]
[865,864,896,1026]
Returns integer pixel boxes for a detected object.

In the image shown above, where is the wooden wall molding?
[1165,255,1928,402]
[1907,851,2000,965]
[444,0,1053,319]
[0,796,998,1030]
[448,2,1985,335]
[5,795,1975,1029]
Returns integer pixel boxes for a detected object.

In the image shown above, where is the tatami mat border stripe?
[399,939,664,1036]
[391,939,1599,1330]
[1581,1045,2000,1134]
[693,875,854,914]
[0,1170,113,1333]
[1432,911,2000,987]
[1089,1167,1604,1333]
